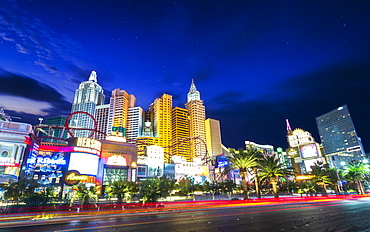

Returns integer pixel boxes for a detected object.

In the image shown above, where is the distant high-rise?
[205,118,222,157]
[107,88,136,136]
[316,105,365,169]
[127,106,143,143]
[150,94,172,162]
[95,104,110,140]
[185,80,207,160]
[71,71,105,137]
[44,116,67,144]
[171,107,190,160]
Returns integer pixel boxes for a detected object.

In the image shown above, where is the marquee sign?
[68,137,101,151]
[64,170,88,186]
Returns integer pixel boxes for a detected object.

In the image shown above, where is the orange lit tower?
[107,88,136,136]
[185,80,207,160]
[150,94,172,162]
[171,107,191,161]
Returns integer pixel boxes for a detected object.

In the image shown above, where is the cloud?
[0,95,52,116]
[0,69,71,117]
[0,0,90,79]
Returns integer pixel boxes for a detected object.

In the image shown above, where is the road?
[1,197,370,232]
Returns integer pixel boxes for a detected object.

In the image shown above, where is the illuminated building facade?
[107,88,136,136]
[205,118,222,157]
[0,121,33,184]
[185,80,207,160]
[71,71,105,137]
[23,137,102,197]
[150,94,172,161]
[286,119,325,174]
[126,106,143,143]
[171,107,190,160]
[245,141,274,156]
[95,104,110,140]
[172,155,204,183]
[99,139,138,189]
[136,137,158,156]
[316,105,365,169]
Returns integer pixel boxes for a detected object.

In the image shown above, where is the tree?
[177,175,194,198]
[259,155,292,198]
[70,183,99,207]
[343,160,369,194]
[139,178,161,204]
[246,148,263,199]
[203,181,219,200]
[105,180,139,203]
[3,178,40,201]
[158,175,177,200]
[220,180,236,199]
[310,162,331,193]
[223,149,258,200]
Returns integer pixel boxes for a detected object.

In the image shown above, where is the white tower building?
[71,71,105,138]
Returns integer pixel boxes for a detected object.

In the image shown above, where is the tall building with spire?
[185,80,207,160]
[150,94,172,162]
[107,88,136,137]
[71,71,105,138]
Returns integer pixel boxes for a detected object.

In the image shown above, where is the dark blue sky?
[1,0,370,151]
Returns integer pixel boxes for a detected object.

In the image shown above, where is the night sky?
[1,0,370,151]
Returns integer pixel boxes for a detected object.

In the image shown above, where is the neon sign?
[75,137,101,151]
[66,172,88,181]
[36,156,66,165]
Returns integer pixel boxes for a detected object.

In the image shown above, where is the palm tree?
[310,162,331,193]
[224,149,258,199]
[259,154,292,198]
[139,178,162,204]
[246,148,263,198]
[343,160,369,194]
[70,183,99,207]
[105,180,138,203]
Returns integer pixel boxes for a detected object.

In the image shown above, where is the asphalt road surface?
[2,197,370,232]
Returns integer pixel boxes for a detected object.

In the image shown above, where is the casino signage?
[287,129,315,148]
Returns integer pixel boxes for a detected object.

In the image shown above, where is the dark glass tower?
[316,105,365,169]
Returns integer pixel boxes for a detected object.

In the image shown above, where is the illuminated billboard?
[32,151,68,185]
[68,152,99,176]
[215,156,230,168]
[300,143,319,159]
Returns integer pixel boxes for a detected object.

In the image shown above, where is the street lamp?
[38,117,43,124]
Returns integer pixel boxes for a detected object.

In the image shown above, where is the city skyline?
[1,1,370,150]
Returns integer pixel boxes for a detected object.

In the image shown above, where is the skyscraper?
[71,71,105,138]
[95,104,110,140]
[171,107,190,160]
[107,88,136,137]
[150,93,172,162]
[185,80,207,160]
[205,118,222,157]
[127,106,143,143]
[316,105,365,169]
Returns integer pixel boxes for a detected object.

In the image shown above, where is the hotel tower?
[70,71,105,138]
[185,80,207,160]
